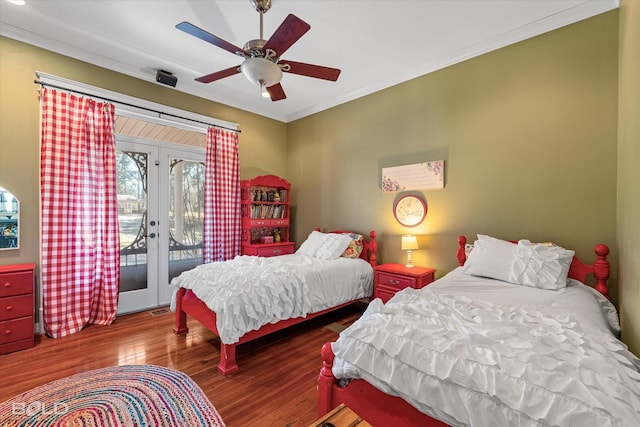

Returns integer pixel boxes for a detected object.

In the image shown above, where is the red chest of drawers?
[0,263,36,354]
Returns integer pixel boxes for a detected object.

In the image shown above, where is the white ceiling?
[0,0,619,123]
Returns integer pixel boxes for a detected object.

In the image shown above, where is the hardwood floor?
[0,303,366,426]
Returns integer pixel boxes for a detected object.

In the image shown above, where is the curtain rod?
[34,79,241,133]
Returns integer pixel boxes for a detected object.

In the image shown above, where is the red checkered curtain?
[202,127,241,263]
[40,88,120,338]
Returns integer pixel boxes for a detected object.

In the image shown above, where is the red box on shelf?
[260,236,274,244]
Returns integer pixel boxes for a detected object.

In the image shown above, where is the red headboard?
[316,228,378,267]
[456,235,610,298]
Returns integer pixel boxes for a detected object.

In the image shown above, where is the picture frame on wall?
[382,160,444,192]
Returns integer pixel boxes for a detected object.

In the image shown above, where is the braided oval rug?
[0,365,226,427]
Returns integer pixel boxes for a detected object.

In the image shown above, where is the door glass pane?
[117,150,148,292]
[168,158,204,281]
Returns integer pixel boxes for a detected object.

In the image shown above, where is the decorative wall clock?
[393,194,427,227]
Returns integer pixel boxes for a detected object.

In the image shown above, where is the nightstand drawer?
[0,271,33,297]
[0,295,33,321]
[0,316,34,344]
[376,272,416,290]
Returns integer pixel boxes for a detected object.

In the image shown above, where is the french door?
[116,137,205,314]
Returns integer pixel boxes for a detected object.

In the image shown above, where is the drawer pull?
[4,329,11,335]
[3,282,10,288]
[390,279,401,285]
[5,305,12,311]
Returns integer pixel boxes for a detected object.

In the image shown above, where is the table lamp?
[401,235,419,268]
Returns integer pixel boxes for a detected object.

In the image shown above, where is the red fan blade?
[266,83,287,101]
[263,14,310,58]
[280,60,341,81]
[176,21,246,56]
[195,65,240,83]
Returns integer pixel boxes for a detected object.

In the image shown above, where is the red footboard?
[318,343,449,426]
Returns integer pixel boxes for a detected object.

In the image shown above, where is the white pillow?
[314,233,354,260]
[462,234,517,282]
[296,230,326,256]
[507,240,575,290]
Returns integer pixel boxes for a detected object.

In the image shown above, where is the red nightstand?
[374,263,436,303]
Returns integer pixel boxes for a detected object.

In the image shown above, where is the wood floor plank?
[0,303,366,426]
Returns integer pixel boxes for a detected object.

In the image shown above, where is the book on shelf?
[250,204,287,219]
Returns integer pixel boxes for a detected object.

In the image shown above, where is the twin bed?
[172,229,377,374]
[318,235,640,426]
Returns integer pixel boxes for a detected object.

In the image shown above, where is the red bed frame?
[174,229,377,375]
[317,235,611,426]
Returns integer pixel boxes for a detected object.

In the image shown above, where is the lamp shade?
[401,235,419,251]
[240,57,283,87]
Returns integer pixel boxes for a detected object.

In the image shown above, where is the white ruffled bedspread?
[331,269,640,426]
[171,254,373,344]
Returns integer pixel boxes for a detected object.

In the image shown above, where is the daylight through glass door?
[116,139,205,314]
[167,157,205,286]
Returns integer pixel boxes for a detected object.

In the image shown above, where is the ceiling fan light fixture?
[240,57,282,88]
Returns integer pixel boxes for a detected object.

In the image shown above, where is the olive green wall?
[0,36,288,268]
[617,0,640,356]
[288,12,619,299]
[1,9,634,353]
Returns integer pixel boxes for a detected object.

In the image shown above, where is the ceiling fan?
[176,0,341,101]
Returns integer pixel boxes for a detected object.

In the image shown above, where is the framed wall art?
[393,194,427,228]
[382,160,444,192]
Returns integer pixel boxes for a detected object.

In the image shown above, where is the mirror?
[0,186,19,250]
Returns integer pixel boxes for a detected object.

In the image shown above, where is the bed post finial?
[457,235,467,266]
[593,244,610,299]
[369,230,378,267]
[318,342,337,417]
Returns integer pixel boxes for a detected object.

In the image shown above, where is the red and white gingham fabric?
[202,127,241,263]
[40,88,120,338]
